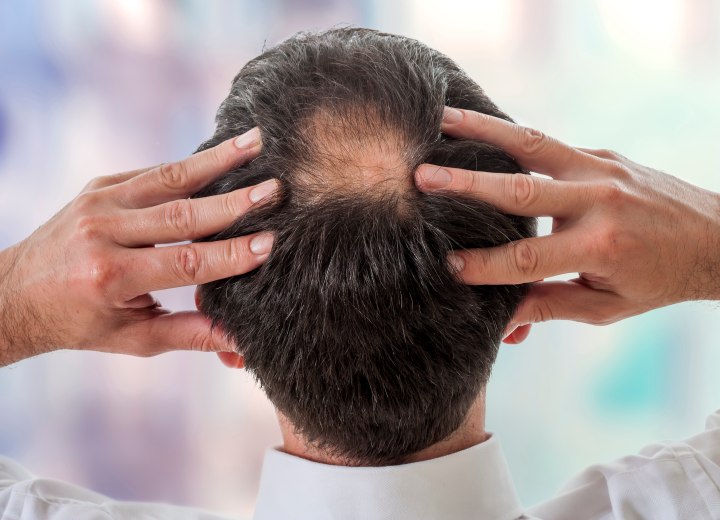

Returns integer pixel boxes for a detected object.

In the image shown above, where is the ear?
[198,289,245,368]
[217,351,246,369]
[502,324,532,345]
[194,286,202,310]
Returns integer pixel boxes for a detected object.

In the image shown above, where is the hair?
[194,28,536,466]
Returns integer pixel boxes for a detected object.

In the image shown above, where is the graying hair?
[195,28,536,465]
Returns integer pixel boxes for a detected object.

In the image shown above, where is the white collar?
[253,435,525,520]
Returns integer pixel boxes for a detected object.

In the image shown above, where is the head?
[194,28,536,466]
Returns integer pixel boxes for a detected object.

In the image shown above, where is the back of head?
[195,28,536,465]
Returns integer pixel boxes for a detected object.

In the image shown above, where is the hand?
[416,107,720,339]
[0,128,278,366]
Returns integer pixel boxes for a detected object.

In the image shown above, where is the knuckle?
[190,330,215,352]
[158,161,190,191]
[586,313,603,325]
[464,170,483,195]
[164,199,196,235]
[72,191,102,213]
[607,161,632,180]
[530,299,555,323]
[589,310,618,326]
[592,311,618,326]
[226,236,250,264]
[518,126,548,156]
[209,143,234,170]
[510,240,539,278]
[173,244,203,284]
[82,176,107,192]
[84,252,119,294]
[508,174,539,208]
[74,214,107,241]
[223,191,245,217]
[593,148,621,161]
[589,224,623,268]
[596,181,627,207]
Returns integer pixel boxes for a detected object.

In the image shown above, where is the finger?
[117,128,262,209]
[416,164,590,217]
[120,232,274,296]
[82,166,158,192]
[123,311,236,355]
[508,280,627,326]
[451,232,589,285]
[115,179,279,246]
[441,107,595,180]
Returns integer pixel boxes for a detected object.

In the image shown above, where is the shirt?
[2,409,720,520]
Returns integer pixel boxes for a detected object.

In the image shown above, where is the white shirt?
[2,409,720,520]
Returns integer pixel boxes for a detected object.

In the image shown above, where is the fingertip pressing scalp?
[192,28,537,466]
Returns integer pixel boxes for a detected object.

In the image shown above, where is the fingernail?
[417,165,452,190]
[250,232,274,255]
[442,107,463,124]
[448,253,465,273]
[234,127,261,149]
[249,179,278,203]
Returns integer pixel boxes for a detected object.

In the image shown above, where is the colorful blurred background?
[1,0,720,518]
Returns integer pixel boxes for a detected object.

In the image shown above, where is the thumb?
[126,311,236,355]
[509,280,625,328]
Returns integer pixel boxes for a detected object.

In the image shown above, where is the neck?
[278,392,489,466]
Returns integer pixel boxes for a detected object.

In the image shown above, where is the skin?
[416,107,720,343]
[274,394,489,466]
[218,345,490,465]
[3,106,720,465]
[0,128,279,367]
[217,107,720,463]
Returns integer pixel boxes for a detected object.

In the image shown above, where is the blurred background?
[1,0,720,517]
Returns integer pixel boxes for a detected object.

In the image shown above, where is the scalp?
[290,105,421,212]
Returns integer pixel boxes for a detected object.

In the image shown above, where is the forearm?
[0,245,42,367]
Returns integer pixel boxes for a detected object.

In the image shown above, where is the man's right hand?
[0,128,277,366]
[416,107,720,338]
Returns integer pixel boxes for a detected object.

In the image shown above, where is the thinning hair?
[194,28,536,465]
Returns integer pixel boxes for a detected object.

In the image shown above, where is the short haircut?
[194,28,536,465]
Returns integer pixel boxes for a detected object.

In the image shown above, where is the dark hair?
[194,28,536,465]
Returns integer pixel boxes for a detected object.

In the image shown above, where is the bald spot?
[292,107,419,205]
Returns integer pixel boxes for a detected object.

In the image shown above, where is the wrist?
[0,246,17,363]
[692,190,720,302]
[711,191,720,301]
[0,244,44,366]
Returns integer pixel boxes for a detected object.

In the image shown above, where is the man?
[2,28,720,519]
[192,28,535,470]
